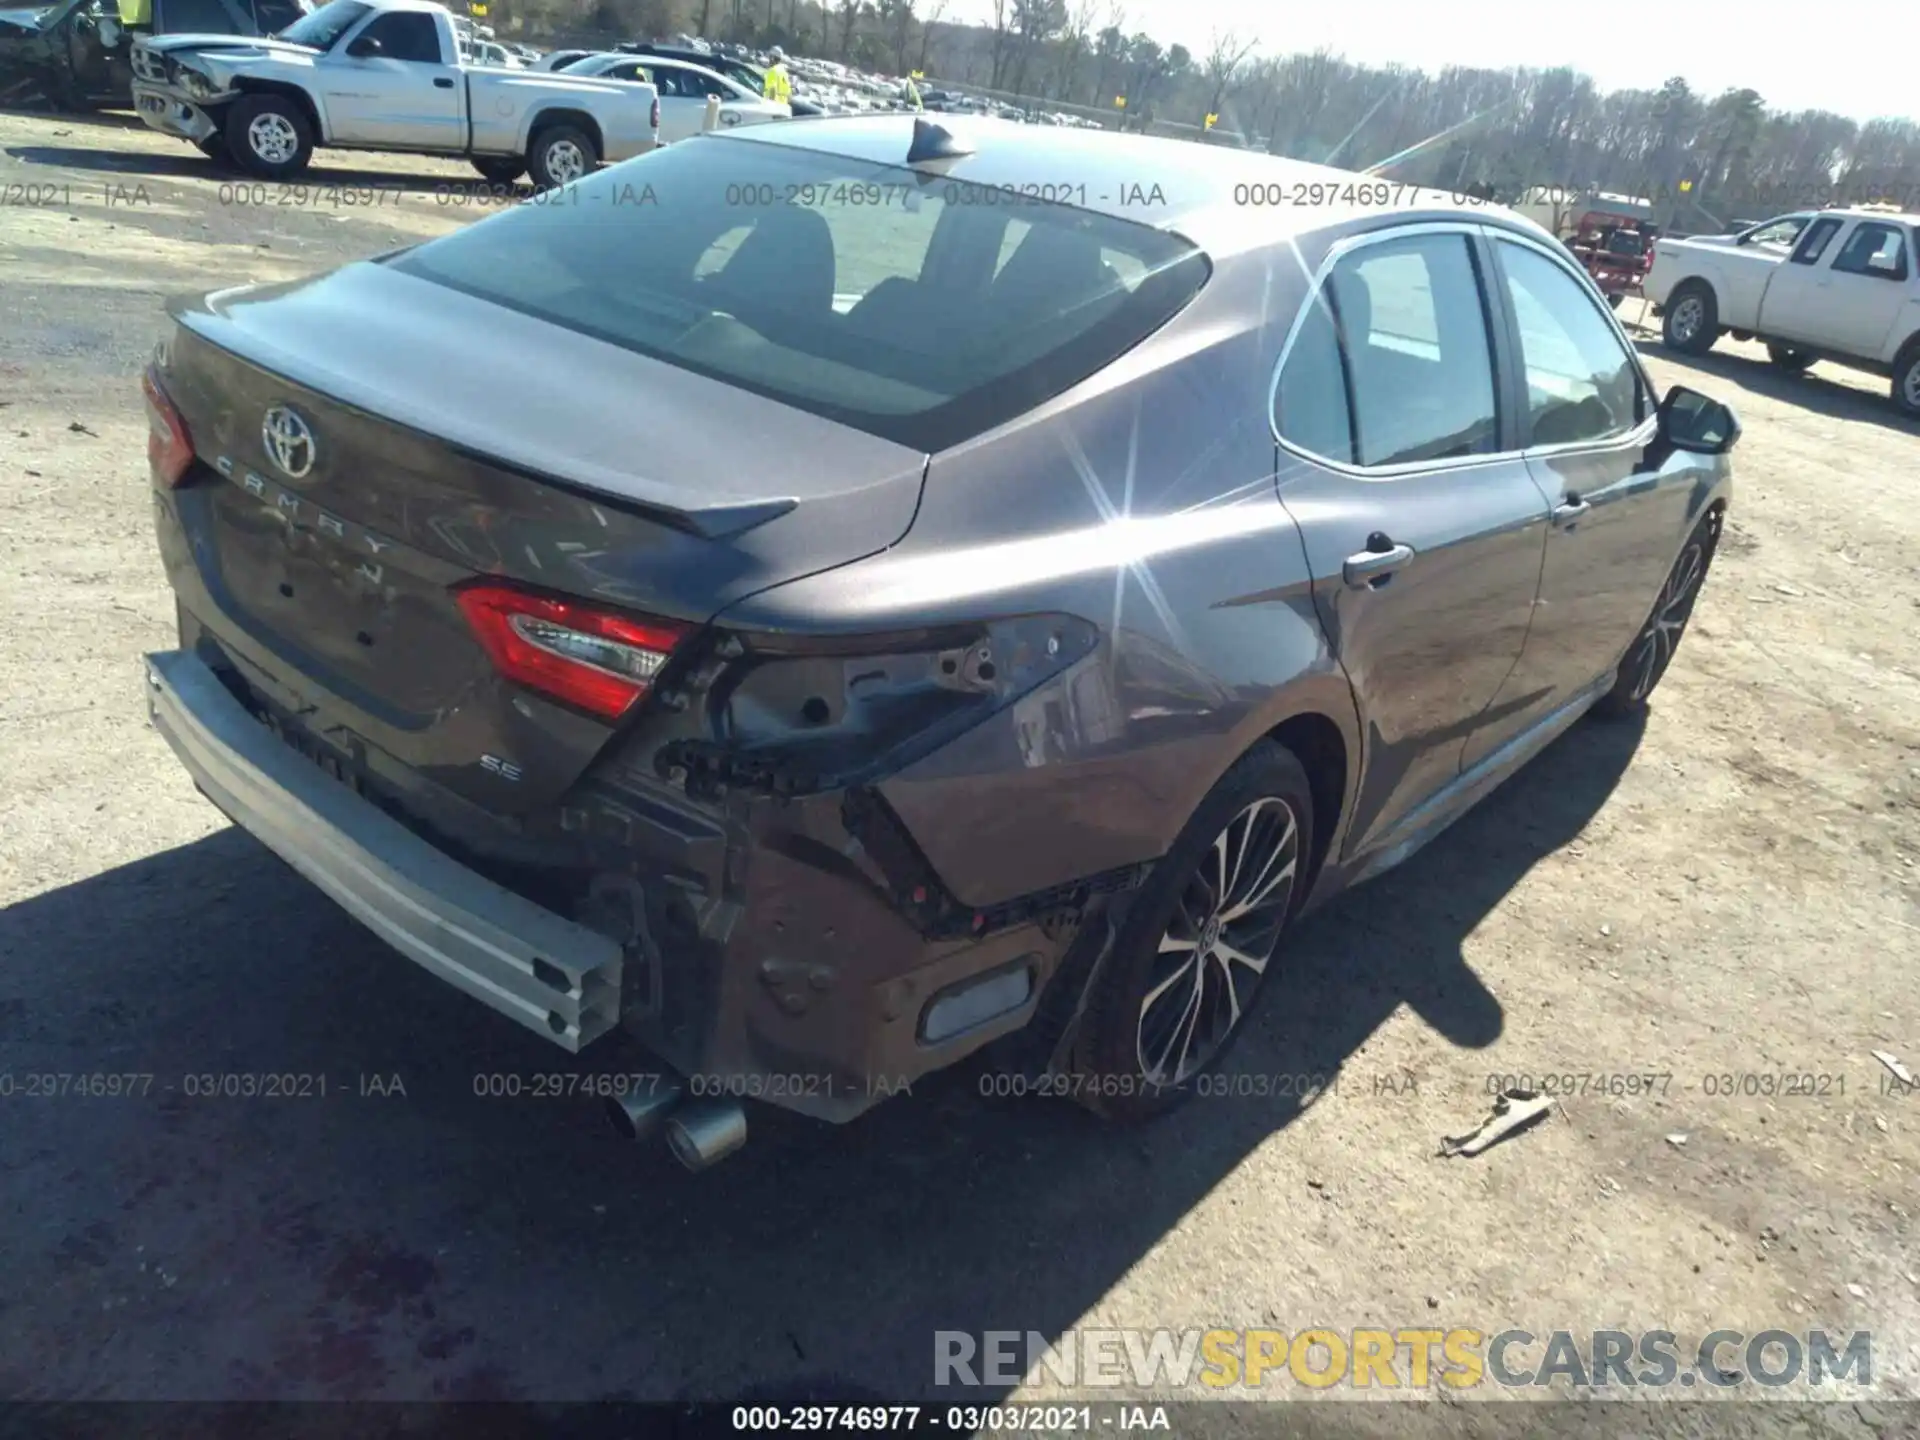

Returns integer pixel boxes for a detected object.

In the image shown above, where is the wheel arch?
[1261,708,1350,908]
[523,106,604,154]
[230,79,324,142]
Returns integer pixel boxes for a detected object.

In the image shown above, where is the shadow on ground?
[1632,336,1918,436]
[0,712,1645,1402]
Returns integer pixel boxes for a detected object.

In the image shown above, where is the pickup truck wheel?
[226,95,313,179]
[1062,742,1313,1123]
[527,125,597,190]
[1893,345,1920,418]
[1767,344,1815,373]
[1661,281,1718,356]
[471,156,525,184]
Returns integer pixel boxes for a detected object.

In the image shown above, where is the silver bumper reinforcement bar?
[143,649,624,1051]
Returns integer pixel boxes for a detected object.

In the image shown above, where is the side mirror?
[345,34,381,57]
[1659,385,1739,455]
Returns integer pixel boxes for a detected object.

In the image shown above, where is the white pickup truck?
[129,0,658,188]
[1645,206,1920,416]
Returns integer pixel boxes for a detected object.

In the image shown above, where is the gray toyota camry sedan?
[141,116,1739,1167]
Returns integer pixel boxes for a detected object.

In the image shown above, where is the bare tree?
[1200,28,1256,122]
[987,0,1013,89]
[915,0,947,74]
[1008,0,1065,97]
[835,0,861,59]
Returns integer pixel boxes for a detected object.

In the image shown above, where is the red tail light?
[455,581,691,720]
[651,95,661,131]
[142,367,194,488]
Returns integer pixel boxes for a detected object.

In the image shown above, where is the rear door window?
[1830,222,1909,280]
[1272,290,1355,464]
[1327,233,1500,467]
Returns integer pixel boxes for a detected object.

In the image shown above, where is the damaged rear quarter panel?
[714,252,1360,909]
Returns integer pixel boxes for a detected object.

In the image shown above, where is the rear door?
[1462,231,1687,771]
[1270,223,1550,862]
[317,7,461,149]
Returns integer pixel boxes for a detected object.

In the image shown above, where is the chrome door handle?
[1343,542,1415,588]
[1552,497,1592,527]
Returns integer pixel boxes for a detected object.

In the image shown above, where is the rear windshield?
[388,137,1209,450]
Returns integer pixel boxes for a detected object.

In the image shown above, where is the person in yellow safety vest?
[903,75,923,111]
[762,47,793,105]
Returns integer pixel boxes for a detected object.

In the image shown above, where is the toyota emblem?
[262,405,315,479]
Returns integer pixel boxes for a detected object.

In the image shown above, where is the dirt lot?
[1,111,1917,1432]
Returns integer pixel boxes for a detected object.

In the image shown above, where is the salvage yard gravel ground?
[0,111,1917,1425]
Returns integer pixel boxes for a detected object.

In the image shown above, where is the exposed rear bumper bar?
[143,649,624,1051]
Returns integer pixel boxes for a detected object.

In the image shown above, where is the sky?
[944,0,1916,125]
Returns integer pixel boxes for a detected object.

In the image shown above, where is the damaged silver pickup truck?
[129,0,657,185]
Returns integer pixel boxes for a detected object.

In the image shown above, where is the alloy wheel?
[1902,361,1920,412]
[1135,795,1300,1087]
[1669,296,1704,345]
[247,113,298,164]
[1626,540,1706,701]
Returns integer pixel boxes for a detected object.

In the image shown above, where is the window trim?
[1485,229,1659,458]
[1266,220,1512,478]
[1268,218,1659,475]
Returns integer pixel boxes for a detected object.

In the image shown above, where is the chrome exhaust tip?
[605,1078,684,1142]
[664,1100,748,1171]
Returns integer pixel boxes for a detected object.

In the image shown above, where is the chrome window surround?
[1267,217,1659,478]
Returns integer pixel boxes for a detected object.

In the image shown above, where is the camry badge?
[262,405,315,480]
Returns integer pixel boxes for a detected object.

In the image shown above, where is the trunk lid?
[158,262,928,813]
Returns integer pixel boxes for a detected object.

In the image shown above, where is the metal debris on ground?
[1439,1089,1556,1158]
[1871,1050,1914,1087]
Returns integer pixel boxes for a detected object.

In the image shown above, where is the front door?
[1270,226,1550,861]
[1461,233,1700,771]
[317,9,461,149]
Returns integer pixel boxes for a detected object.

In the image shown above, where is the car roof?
[719,115,1539,259]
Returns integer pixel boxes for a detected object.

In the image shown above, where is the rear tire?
[225,94,313,179]
[1891,343,1920,419]
[526,124,597,190]
[1661,281,1719,356]
[1592,509,1721,719]
[471,155,525,184]
[1064,742,1314,1123]
[1767,343,1815,373]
